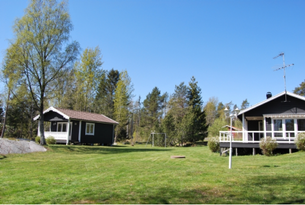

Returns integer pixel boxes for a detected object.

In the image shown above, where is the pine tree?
[143,87,167,136]
[187,76,207,142]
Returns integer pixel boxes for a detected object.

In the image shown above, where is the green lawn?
[0,144,304,204]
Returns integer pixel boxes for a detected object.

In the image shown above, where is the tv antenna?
[273,52,294,102]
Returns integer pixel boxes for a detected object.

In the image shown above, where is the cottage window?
[57,122,67,132]
[285,119,295,137]
[273,119,283,137]
[297,119,305,131]
[85,123,95,135]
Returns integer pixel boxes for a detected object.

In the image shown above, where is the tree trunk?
[39,103,46,145]
[1,89,10,138]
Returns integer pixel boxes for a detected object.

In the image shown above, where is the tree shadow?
[235,175,305,204]
[49,145,172,155]
[0,155,7,160]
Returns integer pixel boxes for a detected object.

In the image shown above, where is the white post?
[294,119,298,140]
[66,119,70,145]
[229,116,233,169]
[38,122,41,137]
[242,114,245,142]
[271,118,274,139]
[78,120,82,143]
[263,117,267,139]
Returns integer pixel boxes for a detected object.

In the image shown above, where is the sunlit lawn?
[0,143,304,204]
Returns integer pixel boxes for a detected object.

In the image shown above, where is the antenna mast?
[273,52,294,102]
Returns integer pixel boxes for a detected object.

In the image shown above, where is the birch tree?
[113,70,133,142]
[74,46,103,112]
[2,0,80,144]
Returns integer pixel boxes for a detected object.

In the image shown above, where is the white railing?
[219,131,298,143]
[40,131,68,140]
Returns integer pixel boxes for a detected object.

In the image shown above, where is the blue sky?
[1,0,304,109]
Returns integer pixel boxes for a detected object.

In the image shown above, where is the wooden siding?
[71,120,79,142]
[80,122,113,144]
[245,95,305,117]
[44,111,67,122]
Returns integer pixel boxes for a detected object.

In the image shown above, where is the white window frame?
[57,122,67,132]
[85,123,95,135]
[271,118,299,139]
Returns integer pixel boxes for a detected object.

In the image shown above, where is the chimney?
[266,92,272,99]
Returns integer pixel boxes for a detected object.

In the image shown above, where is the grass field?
[0,143,304,204]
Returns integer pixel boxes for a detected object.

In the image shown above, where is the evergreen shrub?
[259,137,278,156]
[208,137,220,152]
[295,132,305,151]
[35,136,40,144]
[46,136,56,144]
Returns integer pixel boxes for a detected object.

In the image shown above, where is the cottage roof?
[33,107,118,124]
[238,91,305,116]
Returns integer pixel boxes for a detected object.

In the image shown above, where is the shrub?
[295,132,305,151]
[46,136,56,145]
[208,137,220,152]
[35,136,40,144]
[259,137,278,156]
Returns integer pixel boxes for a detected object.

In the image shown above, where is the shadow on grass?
[75,186,219,204]
[234,175,305,204]
[49,145,172,155]
[0,155,7,160]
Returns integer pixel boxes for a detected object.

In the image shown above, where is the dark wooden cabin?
[34,107,118,145]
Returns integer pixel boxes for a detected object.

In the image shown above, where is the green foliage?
[94,69,120,118]
[143,87,167,132]
[2,0,80,145]
[5,85,37,139]
[46,136,56,145]
[207,118,227,137]
[74,46,103,112]
[207,136,220,152]
[240,99,250,110]
[161,113,177,146]
[204,97,218,126]
[259,137,278,156]
[295,132,305,151]
[294,80,305,96]
[187,76,207,142]
[114,70,133,141]
[35,136,40,144]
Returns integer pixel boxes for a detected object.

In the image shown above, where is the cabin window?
[273,119,282,137]
[57,122,67,132]
[85,123,95,135]
[285,119,295,137]
[298,119,305,131]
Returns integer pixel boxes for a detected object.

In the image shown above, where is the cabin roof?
[238,91,305,116]
[33,106,119,124]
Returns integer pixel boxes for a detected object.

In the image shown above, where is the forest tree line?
[1,0,305,145]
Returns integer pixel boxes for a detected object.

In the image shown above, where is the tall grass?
[0,144,304,204]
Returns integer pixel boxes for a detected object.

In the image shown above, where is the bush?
[259,137,278,156]
[46,136,56,145]
[295,132,305,151]
[208,137,220,152]
[35,136,40,144]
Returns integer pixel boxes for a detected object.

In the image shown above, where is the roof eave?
[33,106,70,121]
